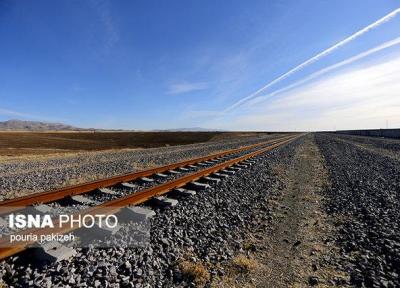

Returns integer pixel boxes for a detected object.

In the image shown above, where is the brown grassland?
[0,131,272,157]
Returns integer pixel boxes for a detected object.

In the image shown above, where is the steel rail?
[0,134,301,260]
[0,134,294,214]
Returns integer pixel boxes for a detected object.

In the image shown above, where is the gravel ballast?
[315,133,400,287]
[335,134,400,152]
[0,137,302,287]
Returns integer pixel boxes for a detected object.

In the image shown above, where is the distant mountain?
[0,119,82,131]
[0,120,224,132]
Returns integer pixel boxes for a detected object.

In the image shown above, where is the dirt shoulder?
[258,134,346,287]
[213,134,347,287]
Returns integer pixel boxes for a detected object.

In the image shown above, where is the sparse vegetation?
[178,260,210,286]
[232,255,258,273]
[211,254,261,288]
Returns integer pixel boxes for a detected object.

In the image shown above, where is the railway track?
[0,134,294,213]
[0,134,301,261]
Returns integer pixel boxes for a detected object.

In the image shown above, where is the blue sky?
[1,1,400,130]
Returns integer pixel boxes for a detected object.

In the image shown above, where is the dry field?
[0,131,271,157]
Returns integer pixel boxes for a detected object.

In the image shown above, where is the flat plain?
[0,131,271,158]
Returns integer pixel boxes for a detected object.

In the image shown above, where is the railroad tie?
[235,164,248,168]
[118,206,156,223]
[34,241,76,263]
[154,173,168,178]
[91,218,121,236]
[201,176,221,184]
[70,195,99,205]
[187,181,211,190]
[171,188,196,197]
[121,182,136,189]
[212,172,229,179]
[33,204,53,214]
[152,196,179,208]
[221,169,235,175]
[98,188,119,195]
[168,170,181,174]
[140,177,154,183]
[73,217,121,242]
[228,166,242,171]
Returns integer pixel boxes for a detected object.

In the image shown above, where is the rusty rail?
[0,134,294,214]
[0,134,301,260]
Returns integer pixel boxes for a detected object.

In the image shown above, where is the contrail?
[224,7,400,112]
[248,37,400,105]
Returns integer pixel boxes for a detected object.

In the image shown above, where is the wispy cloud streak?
[207,54,400,131]
[224,7,400,112]
[248,37,400,106]
[167,82,208,95]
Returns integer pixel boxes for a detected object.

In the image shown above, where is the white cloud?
[224,7,400,112]
[247,37,400,107]
[166,82,208,95]
[207,53,400,131]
